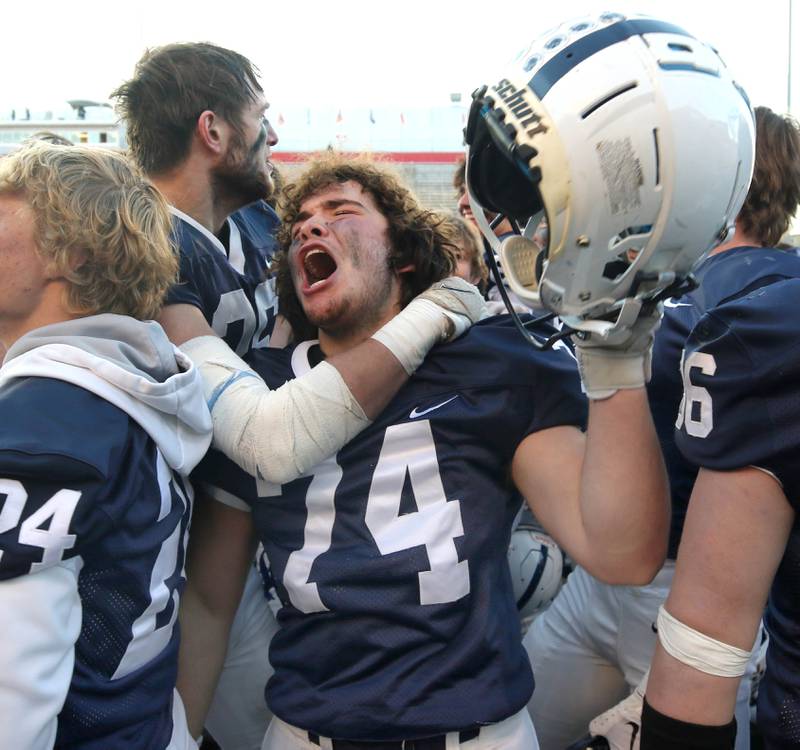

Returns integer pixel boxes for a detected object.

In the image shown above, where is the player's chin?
[302,293,346,328]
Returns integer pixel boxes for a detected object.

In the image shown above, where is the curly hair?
[0,142,177,320]
[273,153,458,340]
[738,106,800,246]
[112,42,262,175]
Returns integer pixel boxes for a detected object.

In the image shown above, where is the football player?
[175,151,668,749]
[641,121,800,747]
[113,44,485,750]
[531,102,800,750]
[642,275,800,748]
[464,10,769,749]
[0,143,211,749]
[113,46,285,749]
[456,12,761,749]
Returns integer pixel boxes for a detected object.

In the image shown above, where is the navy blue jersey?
[648,246,800,557]
[674,279,800,748]
[198,317,586,740]
[0,377,192,749]
[166,201,280,355]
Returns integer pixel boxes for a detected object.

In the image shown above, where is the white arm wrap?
[180,336,370,485]
[657,605,752,678]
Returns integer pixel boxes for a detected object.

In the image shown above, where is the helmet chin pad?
[466,100,544,223]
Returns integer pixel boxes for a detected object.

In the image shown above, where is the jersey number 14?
[281,420,471,613]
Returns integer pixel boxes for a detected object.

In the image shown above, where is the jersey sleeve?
[675,282,800,503]
[524,339,587,437]
[193,448,259,513]
[0,561,82,749]
[0,452,114,580]
[165,234,216,313]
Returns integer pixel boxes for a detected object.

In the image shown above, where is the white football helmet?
[465,12,755,335]
[507,526,564,623]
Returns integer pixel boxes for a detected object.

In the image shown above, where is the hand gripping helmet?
[465,12,755,333]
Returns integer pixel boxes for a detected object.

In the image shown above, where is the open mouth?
[303,248,338,287]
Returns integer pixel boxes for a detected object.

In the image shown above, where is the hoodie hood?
[0,314,212,474]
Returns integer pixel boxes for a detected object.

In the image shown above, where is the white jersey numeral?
[676,351,717,438]
[20,490,81,572]
[0,479,31,566]
[282,457,341,613]
[366,421,469,605]
[212,280,278,355]
[113,454,190,679]
[212,288,256,356]
[0,479,80,569]
[251,281,280,350]
[280,419,469,613]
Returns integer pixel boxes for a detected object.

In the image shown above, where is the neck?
[709,224,764,256]
[0,282,79,353]
[151,161,231,235]
[317,328,373,359]
[316,299,403,359]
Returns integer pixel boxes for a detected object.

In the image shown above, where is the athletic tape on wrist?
[371,298,448,375]
[657,605,751,678]
[575,348,649,400]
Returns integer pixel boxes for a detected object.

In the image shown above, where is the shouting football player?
[114,43,487,750]
[175,150,668,749]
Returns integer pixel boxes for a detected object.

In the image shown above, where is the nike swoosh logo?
[663,298,692,308]
[409,395,458,419]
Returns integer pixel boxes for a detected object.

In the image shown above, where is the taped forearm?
[181,337,370,484]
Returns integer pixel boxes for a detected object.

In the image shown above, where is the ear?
[45,248,87,280]
[395,263,415,274]
[195,110,226,157]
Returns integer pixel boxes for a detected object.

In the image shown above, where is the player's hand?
[372,277,487,375]
[568,672,647,750]
[572,302,663,400]
[415,276,488,341]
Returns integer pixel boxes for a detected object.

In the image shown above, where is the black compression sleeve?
[640,697,736,750]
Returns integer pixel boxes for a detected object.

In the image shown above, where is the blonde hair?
[0,142,177,320]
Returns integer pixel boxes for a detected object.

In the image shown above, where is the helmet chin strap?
[467,216,574,351]
[464,147,578,350]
